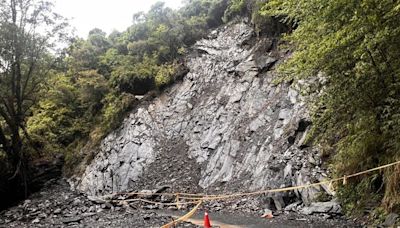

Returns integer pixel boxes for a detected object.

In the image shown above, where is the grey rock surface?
[300,201,342,215]
[383,213,399,227]
[75,21,331,207]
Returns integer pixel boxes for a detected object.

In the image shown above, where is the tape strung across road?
[102,160,400,227]
[115,160,400,201]
[160,201,202,228]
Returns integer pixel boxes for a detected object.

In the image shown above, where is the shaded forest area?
[1,0,400,221]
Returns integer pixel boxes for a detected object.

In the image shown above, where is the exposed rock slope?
[76,22,330,209]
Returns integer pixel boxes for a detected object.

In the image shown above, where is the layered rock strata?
[76,22,330,209]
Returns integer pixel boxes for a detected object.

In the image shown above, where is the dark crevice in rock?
[298,119,311,132]
[288,119,312,146]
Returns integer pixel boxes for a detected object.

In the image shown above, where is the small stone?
[105,202,113,209]
[263,208,272,214]
[100,202,113,209]
[72,198,81,206]
[161,195,174,203]
[300,201,342,215]
[210,202,223,211]
[87,196,106,204]
[143,204,159,210]
[82,212,96,217]
[62,216,83,224]
[272,196,286,211]
[23,200,32,206]
[308,156,317,165]
[88,206,96,212]
[284,163,292,178]
[321,214,332,219]
[383,213,399,227]
[261,209,273,219]
[284,201,301,212]
[32,218,40,224]
[54,208,62,214]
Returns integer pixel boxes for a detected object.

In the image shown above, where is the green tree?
[28,70,108,149]
[67,29,110,72]
[27,73,78,150]
[0,0,67,193]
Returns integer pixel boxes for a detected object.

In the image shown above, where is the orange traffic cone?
[204,211,211,228]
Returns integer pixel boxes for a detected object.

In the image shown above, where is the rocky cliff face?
[75,22,331,209]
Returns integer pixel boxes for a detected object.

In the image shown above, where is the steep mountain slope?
[75,21,331,210]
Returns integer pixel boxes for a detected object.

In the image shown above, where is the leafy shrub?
[264,0,400,214]
[101,93,136,133]
[155,64,177,89]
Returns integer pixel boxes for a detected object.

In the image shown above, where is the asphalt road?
[158,209,361,228]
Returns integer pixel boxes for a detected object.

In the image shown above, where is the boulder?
[300,201,342,215]
[383,213,399,227]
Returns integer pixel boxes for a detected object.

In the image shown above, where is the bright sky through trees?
[54,0,183,38]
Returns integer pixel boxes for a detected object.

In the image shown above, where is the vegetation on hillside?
[263,0,400,216]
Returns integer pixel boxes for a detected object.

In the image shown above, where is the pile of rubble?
[0,179,195,228]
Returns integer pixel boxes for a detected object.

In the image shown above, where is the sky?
[54,0,183,38]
